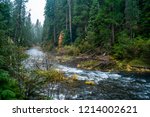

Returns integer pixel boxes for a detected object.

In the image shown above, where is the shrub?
[78,41,94,53]
[129,59,149,67]
[59,45,80,56]
[142,40,150,56]
[0,69,18,99]
[42,41,53,51]
[35,69,65,82]
[113,44,127,59]
[113,36,150,65]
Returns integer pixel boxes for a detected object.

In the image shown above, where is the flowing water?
[24,48,150,100]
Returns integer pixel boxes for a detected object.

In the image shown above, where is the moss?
[71,74,78,81]
[114,59,150,73]
[115,60,127,71]
[129,59,149,67]
[85,81,95,85]
[79,60,99,70]
[35,69,66,82]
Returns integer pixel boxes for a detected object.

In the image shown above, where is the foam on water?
[55,64,123,84]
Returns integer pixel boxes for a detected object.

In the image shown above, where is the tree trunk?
[111,24,115,46]
[53,0,56,46]
[67,0,72,43]
[53,25,56,46]
[66,8,68,30]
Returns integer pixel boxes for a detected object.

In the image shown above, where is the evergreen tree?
[0,0,20,99]
[139,0,150,37]
[125,0,139,38]
[12,0,28,45]
[73,0,92,41]
[43,0,56,45]
[33,19,43,44]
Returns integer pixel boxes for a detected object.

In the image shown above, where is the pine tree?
[0,0,20,100]
[73,0,92,40]
[139,0,150,37]
[125,0,139,38]
[12,0,28,45]
[33,19,43,44]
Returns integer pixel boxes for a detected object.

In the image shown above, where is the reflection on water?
[24,48,150,100]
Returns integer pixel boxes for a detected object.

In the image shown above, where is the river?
[23,47,150,100]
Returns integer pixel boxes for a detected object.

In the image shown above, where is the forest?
[0,0,150,100]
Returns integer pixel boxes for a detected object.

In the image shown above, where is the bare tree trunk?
[110,3,115,46]
[53,0,56,46]
[67,0,72,43]
[66,8,68,30]
[53,25,56,46]
[111,24,115,46]
[14,0,24,45]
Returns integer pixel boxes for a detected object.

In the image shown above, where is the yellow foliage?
[71,74,78,81]
[62,77,68,81]
[35,69,64,82]
[126,64,132,72]
[77,64,81,68]
[85,81,95,85]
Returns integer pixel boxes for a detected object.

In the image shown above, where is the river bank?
[47,50,150,73]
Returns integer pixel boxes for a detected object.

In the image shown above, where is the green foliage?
[66,45,80,56]
[78,41,94,53]
[129,59,149,67]
[43,0,149,67]
[1,90,16,100]
[42,41,54,51]
[35,69,65,82]
[0,55,5,66]
[62,30,70,45]
[113,44,126,59]
[0,70,18,99]
[60,45,80,56]
[139,0,150,37]
[43,0,66,45]
[113,36,150,65]
[0,1,27,99]
[21,71,47,99]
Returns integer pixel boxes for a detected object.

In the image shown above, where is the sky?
[26,0,46,25]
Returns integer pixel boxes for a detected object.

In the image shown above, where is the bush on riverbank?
[57,45,80,56]
[111,37,150,72]
[112,37,150,65]
[35,69,65,82]
[0,70,19,99]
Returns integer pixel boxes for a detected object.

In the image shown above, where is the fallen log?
[131,65,150,69]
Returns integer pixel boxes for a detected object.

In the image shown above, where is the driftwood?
[92,62,102,69]
[92,61,113,69]
[90,52,96,57]
[84,49,93,54]
[131,65,150,69]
